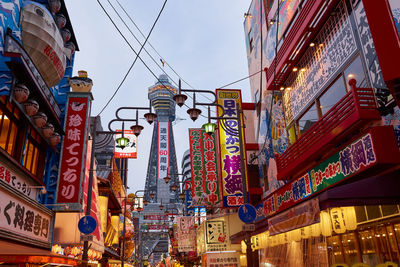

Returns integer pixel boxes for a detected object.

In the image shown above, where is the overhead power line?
[96,0,168,116]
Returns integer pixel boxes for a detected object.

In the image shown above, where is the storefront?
[253,204,400,267]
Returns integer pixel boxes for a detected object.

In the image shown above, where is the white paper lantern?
[320,211,333,237]
[330,208,346,234]
[310,223,321,237]
[301,226,311,239]
[342,206,357,231]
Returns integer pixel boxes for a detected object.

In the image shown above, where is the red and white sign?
[114,130,137,158]
[56,95,91,209]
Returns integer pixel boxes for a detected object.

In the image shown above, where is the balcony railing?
[276,79,381,180]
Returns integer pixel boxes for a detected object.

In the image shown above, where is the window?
[288,55,366,142]
[0,96,46,178]
[23,126,45,176]
[298,103,319,136]
[319,76,347,115]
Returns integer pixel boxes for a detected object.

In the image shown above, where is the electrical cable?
[96,0,168,116]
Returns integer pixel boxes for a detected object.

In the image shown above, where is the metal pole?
[82,116,97,267]
[122,196,127,267]
[235,105,254,267]
[236,105,248,204]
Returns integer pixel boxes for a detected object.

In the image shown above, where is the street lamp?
[82,103,154,267]
[174,81,253,266]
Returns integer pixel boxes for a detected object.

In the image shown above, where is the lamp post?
[81,104,156,267]
[163,173,191,213]
[173,81,253,266]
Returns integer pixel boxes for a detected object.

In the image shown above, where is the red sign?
[56,95,91,208]
[189,129,222,207]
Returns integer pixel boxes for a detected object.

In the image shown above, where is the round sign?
[78,215,97,235]
[238,204,257,223]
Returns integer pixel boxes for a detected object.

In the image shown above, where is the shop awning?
[319,169,400,209]
[0,240,78,266]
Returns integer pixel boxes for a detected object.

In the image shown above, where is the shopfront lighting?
[163,175,171,184]
[187,107,201,121]
[144,112,157,124]
[116,136,129,149]
[292,67,298,72]
[130,124,144,136]
[309,42,315,47]
[202,122,216,135]
[170,183,178,192]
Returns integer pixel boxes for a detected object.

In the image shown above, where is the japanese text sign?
[216,89,248,207]
[0,186,53,247]
[189,129,222,207]
[205,220,228,252]
[114,130,137,158]
[56,94,91,210]
[158,121,169,180]
[177,216,196,252]
[255,130,382,222]
[205,252,240,267]
[0,162,38,200]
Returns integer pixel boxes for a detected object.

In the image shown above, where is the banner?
[114,130,137,158]
[177,216,196,252]
[56,93,91,210]
[254,126,400,222]
[216,89,248,207]
[189,129,222,207]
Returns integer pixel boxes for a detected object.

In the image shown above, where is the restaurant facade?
[243,0,400,266]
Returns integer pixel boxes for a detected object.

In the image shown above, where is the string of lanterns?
[13,83,61,146]
[247,207,357,251]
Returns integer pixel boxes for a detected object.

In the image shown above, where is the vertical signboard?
[158,121,169,180]
[56,93,91,211]
[216,89,248,207]
[189,129,222,207]
[82,138,104,251]
[177,216,196,252]
[114,130,137,158]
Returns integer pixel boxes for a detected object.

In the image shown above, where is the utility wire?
[114,0,198,92]
[96,0,168,116]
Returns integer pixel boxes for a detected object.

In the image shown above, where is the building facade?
[244,0,400,266]
[0,0,79,265]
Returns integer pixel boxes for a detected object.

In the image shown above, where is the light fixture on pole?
[163,175,171,184]
[115,122,129,149]
[150,192,155,199]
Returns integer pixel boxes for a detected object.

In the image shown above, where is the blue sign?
[238,204,257,223]
[78,215,97,235]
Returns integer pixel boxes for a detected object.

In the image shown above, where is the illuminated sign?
[216,89,248,207]
[189,129,222,207]
[56,94,91,210]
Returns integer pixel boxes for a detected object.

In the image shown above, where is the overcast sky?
[64,0,252,193]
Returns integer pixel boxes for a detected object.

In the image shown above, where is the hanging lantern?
[310,223,321,237]
[288,229,301,242]
[49,132,61,146]
[342,206,357,231]
[33,112,48,128]
[111,215,120,245]
[13,84,30,103]
[42,123,54,138]
[23,99,39,116]
[65,42,76,55]
[61,28,71,42]
[202,122,216,135]
[320,211,333,237]
[301,226,311,239]
[55,14,66,28]
[48,0,61,13]
[330,208,346,234]
[116,136,129,150]
[99,196,109,234]
[241,240,246,254]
